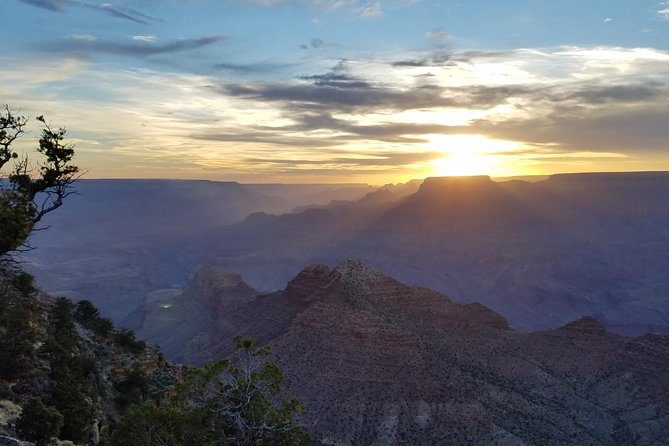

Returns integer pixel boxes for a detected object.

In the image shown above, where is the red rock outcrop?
[186,260,669,445]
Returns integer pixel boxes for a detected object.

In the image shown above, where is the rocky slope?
[123,266,260,362]
[186,260,669,445]
[0,272,181,445]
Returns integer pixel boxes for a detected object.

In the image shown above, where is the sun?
[432,149,493,176]
[425,134,520,177]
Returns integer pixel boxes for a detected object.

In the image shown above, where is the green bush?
[73,300,114,337]
[45,297,97,443]
[16,397,64,446]
[116,329,146,353]
[114,365,150,410]
[107,402,206,446]
[0,274,38,379]
[106,337,311,446]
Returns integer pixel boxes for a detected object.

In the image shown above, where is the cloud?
[296,72,372,89]
[658,8,669,19]
[6,44,669,181]
[202,46,669,166]
[245,0,386,18]
[241,148,443,169]
[214,61,294,75]
[132,35,157,43]
[267,112,444,142]
[45,35,226,58]
[300,38,340,50]
[391,50,452,67]
[563,83,665,104]
[463,104,669,153]
[18,0,65,11]
[217,60,523,112]
[426,30,453,45]
[218,76,544,114]
[244,150,442,167]
[18,0,158,24]
[357,1,382,17]
[194,131,348,147]
[219,82,457,112]
[82,2,152,24]
[68,34,97,41]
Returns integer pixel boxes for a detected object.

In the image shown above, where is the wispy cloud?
[214,61,294,75]
[357,1,382,18]
[299,38,341,50]
[17,0,158,24]
[426,30,453,45]
[244,0,387,18]
[132,35,157,42]
[18,0,65,11]
[44,35,226,58]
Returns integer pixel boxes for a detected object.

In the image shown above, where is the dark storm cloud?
[45,35,226,58]
[18,0,158,24]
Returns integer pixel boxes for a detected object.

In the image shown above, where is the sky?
[2,0,669,184]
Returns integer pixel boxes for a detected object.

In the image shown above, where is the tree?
[175,336,311,446]
[107,337,311,446]
[16,397,64,446]
[0,271,39,379]
[0,104,79,258]
[73,299,115,337]
[45,297,98,443]
[108,402,208,446]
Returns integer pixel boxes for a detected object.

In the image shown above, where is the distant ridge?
[202,171,669,335]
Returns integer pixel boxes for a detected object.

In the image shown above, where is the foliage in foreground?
[108,337,311,446]
[0,104,79,258]
[16,397,64,446]
[1,270,310,446]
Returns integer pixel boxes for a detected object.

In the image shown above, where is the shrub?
[16,397,63,446]
[73,300,114,337]
[116,329,146,354]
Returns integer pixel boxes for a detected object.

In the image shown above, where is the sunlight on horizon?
[426,134,524,177]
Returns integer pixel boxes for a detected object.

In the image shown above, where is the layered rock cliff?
[186,260,669,445]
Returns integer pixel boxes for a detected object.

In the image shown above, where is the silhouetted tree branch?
[0,105,80,259]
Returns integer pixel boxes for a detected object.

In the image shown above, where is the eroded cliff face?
[185,260,669,446]
[185,266,259,319]
[0,274,181,445]
[123,266,260,362]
